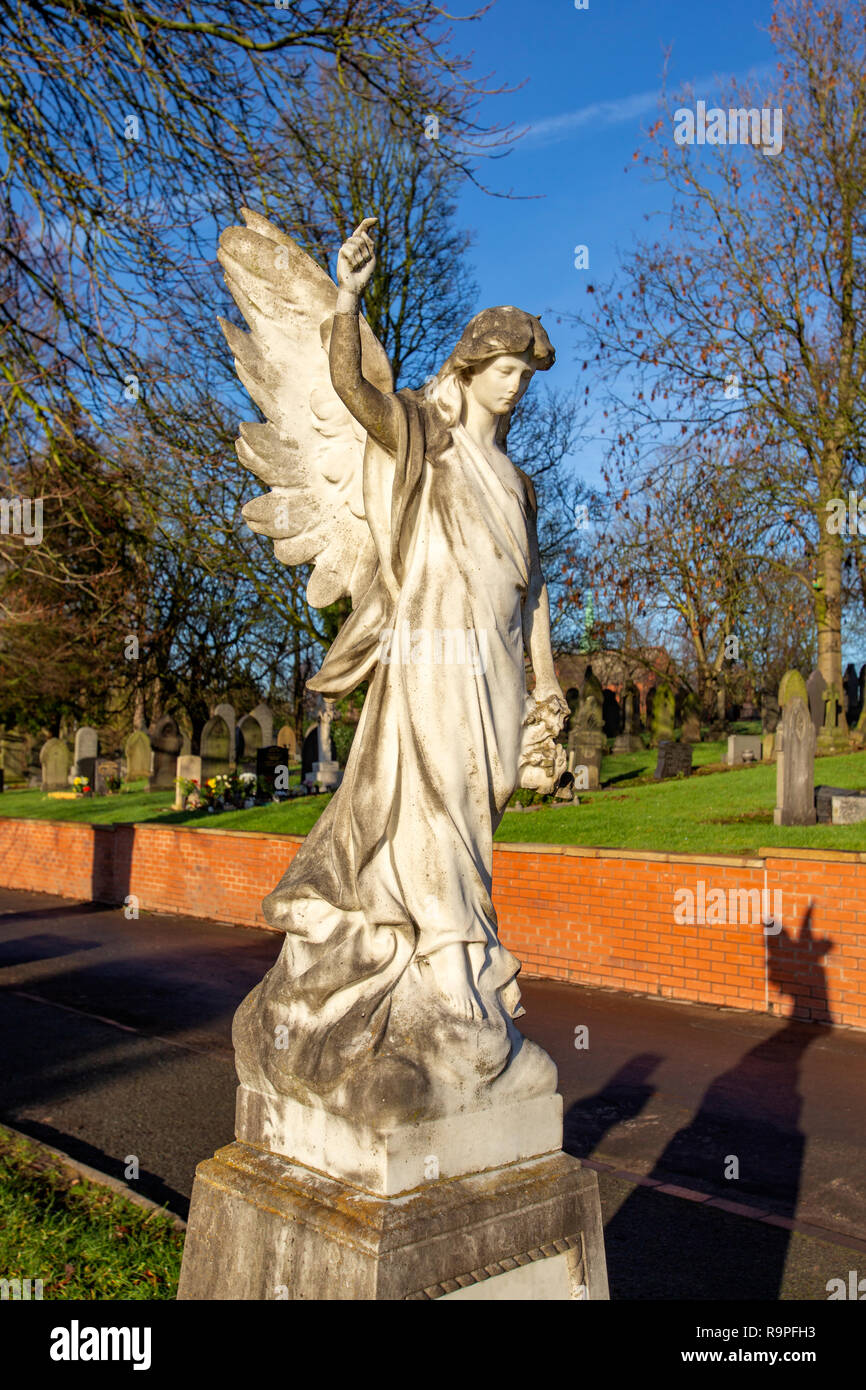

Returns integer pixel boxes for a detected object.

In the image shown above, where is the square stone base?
[177,1143,609,1301]
[235,1085,563,1196]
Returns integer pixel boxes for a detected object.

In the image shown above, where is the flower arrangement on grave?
[105,774,123,794]
[178,776,201,809]
[71,777,91,797]
[202,776,224,810]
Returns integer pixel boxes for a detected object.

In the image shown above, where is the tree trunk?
[816,514,847,728]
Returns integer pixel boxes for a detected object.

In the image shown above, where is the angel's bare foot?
[427,943,483,1022]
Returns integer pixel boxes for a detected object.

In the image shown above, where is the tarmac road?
[1,885,864,1300]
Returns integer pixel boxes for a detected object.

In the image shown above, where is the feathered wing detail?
[217,208,393,607]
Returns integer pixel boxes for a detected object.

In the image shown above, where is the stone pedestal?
[177,1136,607,1302]
[312,759,342,790]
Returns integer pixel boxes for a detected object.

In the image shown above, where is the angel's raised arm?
[329,220,400,454]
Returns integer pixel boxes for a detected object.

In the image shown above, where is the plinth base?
[236,1085,563,1196]
[177,1143,608,1301]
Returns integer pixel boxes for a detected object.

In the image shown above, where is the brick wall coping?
[1,814,863,867]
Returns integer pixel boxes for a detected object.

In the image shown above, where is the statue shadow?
[564,1052,663,1159]
[596,906,833,1298]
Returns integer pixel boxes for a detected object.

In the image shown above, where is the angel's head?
[424,306,555,450]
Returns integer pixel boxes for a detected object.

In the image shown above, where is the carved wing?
[217,208,393,607]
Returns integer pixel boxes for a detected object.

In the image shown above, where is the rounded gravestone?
[124,729,152,780]
[40,738,71,791]
[778,669,808,709]
[200,715,231,782]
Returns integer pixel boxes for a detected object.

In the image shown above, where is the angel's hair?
[421,305,555,457]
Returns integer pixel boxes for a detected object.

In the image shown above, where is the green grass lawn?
[3,740,866,855]
[0,1127,183,1300]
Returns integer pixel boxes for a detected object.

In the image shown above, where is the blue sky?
[452,0,780,479]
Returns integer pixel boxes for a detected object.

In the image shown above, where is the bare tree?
[568,0,866,700]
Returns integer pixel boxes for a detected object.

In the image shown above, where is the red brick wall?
[0,817,863,1030]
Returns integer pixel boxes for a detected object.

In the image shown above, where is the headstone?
[94,757,122,795]
[831,795,866,825]
[650,682,675,745]
[276,724,298,760]
[725,734,763,766]
[805,668,826,737]
[302,720,336,779]
[257,745,288,797]
[148,715,182,790]
[815,784,863,824]
[602,689,621,739]
[212,703,237,761]
[569,732,605,790]
[124,730,152,780]
[73,727,98,788]
[843,664,861,726]
[739,697,758,720]
[40,738,71,791]
[761,690,780,734]
[773,696,816,825]
[654,740,692,780]
[238,704,274,771]
[762,732,776,762]
[612,683,642,753]
[577,668,604,734]
[174,754,203,809]
[680,692,701,743]
[301,725,319,783]
[1,732,29,785]
[200,714,231,783]
[817,682,849,754]
[312,699,342,790]
[778,669,808,709]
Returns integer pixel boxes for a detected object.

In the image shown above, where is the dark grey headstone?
[301,726,335,780]
[256,745,288,796]
[602,689,621,738]
[843,664,861,726]
[654,740,692,780]
[806,669,826,737]
[77,755,97,789]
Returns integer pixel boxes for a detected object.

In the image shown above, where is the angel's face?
[466,351,534,418]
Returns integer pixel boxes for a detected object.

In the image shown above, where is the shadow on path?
[598,908,833,1299]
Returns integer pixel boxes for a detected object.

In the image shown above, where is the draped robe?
[232,362,555,1114]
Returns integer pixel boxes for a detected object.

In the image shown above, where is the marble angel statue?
[219,210,568,1126]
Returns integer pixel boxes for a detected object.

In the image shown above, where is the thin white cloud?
[522,62,776,147]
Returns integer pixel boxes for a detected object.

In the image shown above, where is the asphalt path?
[2,885,864,1300]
